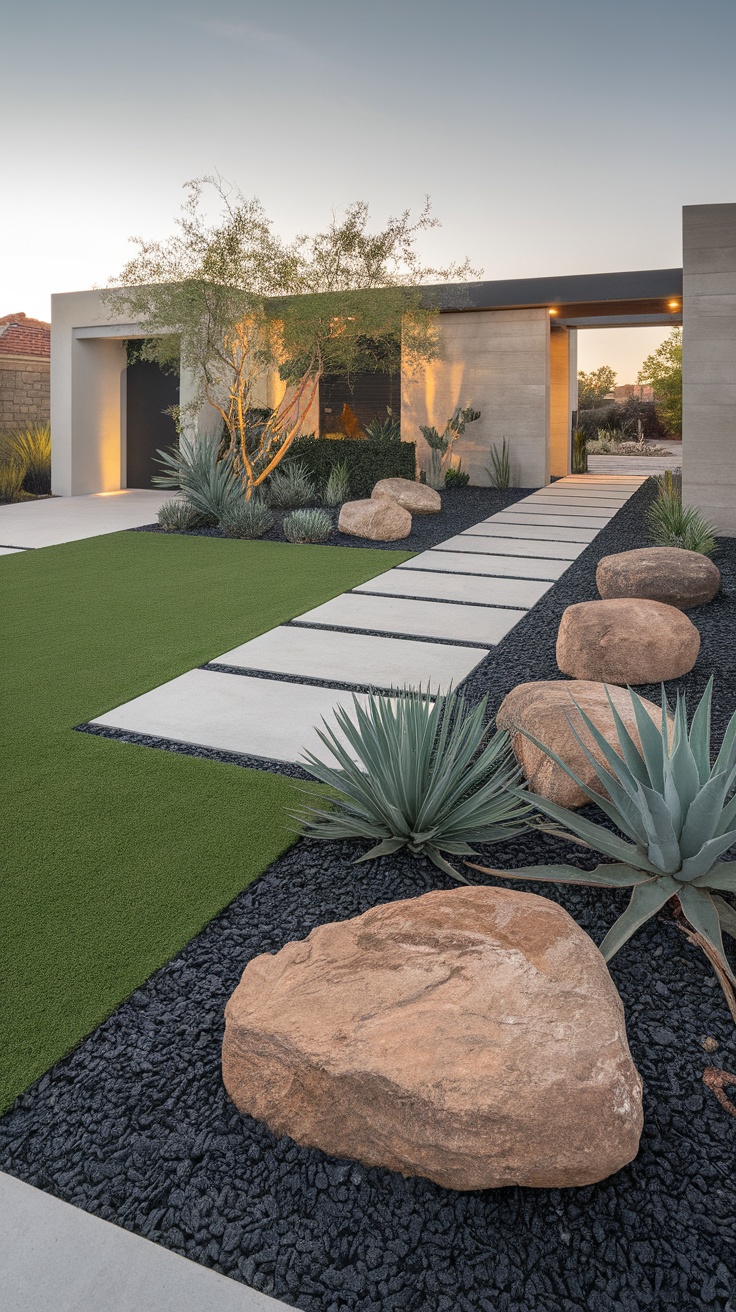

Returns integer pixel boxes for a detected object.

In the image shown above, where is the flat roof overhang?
[430,268,683,326]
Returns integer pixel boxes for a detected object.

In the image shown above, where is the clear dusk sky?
[3,0,735,382]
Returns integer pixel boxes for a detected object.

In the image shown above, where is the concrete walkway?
[0,1172,290,1312]
[90,476,645,767]
[0,490,166,550]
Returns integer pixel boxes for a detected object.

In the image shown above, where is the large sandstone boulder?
[557,598,700,685]
[222,887,643,1190]
[338,496,412,541]
[371,477,441,515]
[597,546,720,610]
[497,679,674,808]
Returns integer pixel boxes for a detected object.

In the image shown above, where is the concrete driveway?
[0,491,167,551]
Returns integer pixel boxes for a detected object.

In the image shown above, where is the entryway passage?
[89,476,645,767]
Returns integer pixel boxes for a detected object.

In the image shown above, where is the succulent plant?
[470,679,736,1019]
[219,497,274,539]
[157,498,211,532]
[297,687,532,879]
[323,460,350,507]
[283,508,332,543]
[269,461,318,509]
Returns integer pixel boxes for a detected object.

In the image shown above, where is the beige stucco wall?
[682,203,736,535]
[401,307,550,486]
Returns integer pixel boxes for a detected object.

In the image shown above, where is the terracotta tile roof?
[0,312,50,359]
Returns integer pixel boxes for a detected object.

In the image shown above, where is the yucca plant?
[283,508,332,543]
[297,687,532,879]
[268,461,318,509]
[420,405,481,489]
[220,497,274,539]
[470,679,736,1020]
[485,437,512,488]
[9,423,51,494]
[0,457,26,504]
[153,430,244,521]
[323,460,350,507]
[157,499,211,532]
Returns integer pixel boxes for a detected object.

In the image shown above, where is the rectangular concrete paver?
[489,512,611,530]
[439,533,586,560]
[213,625,488,691]
[397,550,568,580]
[0,1172,288,1312]
[462,521,598,543]
[92,670,380,765]
[0,545,24,555]
[294,592,525,644]
[496,503,614,522]
[354,568,550,609]
[0,491,167,548]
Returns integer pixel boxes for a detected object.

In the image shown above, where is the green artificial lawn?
[0,530,411,1112]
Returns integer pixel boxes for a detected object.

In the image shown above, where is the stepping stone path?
[91,476,646,767]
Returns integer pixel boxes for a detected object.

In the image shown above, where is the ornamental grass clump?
[647,471,717,556]
[297,687,532,879]
[470,679,736,1020]
[157,499,211,532]
[323,460,350,507]
[219,497,274,539]
[283,508,332,543]
[9,423,51,494]
[268,461,318,509]
[0,457,26,503]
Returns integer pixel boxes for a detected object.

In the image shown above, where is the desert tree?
[107,177,478,497]
[638,328,682,436]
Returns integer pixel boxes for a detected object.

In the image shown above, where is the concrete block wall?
[0,356,50,430]
[682,203,736,535]
[401,308,550,487]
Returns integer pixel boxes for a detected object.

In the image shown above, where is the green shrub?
[157,499,212,532]
[282,508,333,543]
[486,437,512,488]
[268,461,317,509]
[288,436,416,499]
[297,687,531,879]
[647,475,717,556]
[471,679,736,1020]
[571,428,588,474]
[323,460,350,507]
[153,431,243,521]
[444,463,470,487]
[219,498,274,539]
[0,458,26,504]
[8,423,51,495]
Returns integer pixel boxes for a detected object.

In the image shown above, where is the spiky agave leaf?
[295,686,532,880]
[471,679,736,1020]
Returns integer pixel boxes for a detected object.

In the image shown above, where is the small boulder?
[222,887,643,1190]
[338,496,412,541]
[597,546,720,610]
[557,598,700,685]
[372,477,441,515]
[497,679,674,808]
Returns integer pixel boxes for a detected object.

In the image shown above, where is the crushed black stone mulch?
[130,485,531,552]
[4,479,736,1312]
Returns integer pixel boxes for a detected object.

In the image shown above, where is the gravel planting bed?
[4,481,736,1311]
[131,485,531,552]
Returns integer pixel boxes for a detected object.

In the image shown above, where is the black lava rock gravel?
[131,485,531,552]
[3,481,736,1312]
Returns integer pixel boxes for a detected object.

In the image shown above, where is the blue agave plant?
[471,678,736,1020]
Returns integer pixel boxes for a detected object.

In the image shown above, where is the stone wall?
[401,308,550,487]
[682,203,736,536]
[0,355,50,430]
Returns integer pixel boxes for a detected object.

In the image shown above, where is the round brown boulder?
[597,546,720,610]
[497,679,674,808]
[557,598,700,685]
[371,477,441,515]
[338,496,412,541]
[223,887,643,1190]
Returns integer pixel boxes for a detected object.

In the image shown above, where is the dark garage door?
[126,360,180,489]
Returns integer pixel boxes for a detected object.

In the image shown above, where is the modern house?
[50,203,736,533]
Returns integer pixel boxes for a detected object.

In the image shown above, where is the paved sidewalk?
[90,476,645,768]
[0,1172,290,1312]
[0,491,166,550]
